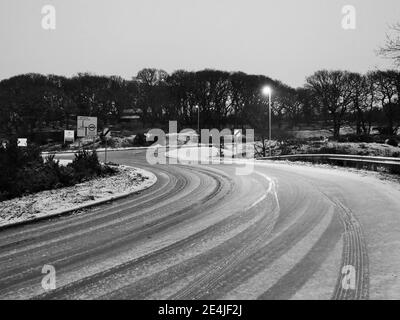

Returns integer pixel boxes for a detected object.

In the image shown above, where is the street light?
[195,105,200,146]
[262,86,272,157]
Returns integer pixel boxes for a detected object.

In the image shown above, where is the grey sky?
[1,0,399,87]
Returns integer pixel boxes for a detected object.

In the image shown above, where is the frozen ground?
[263,159,400,187]
[287,125,388,139]
[275,140,400,157]
[0,165,157,227]
[1,149,400,299]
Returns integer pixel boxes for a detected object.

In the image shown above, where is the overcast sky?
[1,0,400,87]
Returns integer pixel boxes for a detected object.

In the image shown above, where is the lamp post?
[195,105,200,147]
[262,86,272,157]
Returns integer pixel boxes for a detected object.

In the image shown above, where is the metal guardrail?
[257,154,400,172]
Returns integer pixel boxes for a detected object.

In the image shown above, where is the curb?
[41,144,217,156]
[41,146,155,156]
[0,166,157,231]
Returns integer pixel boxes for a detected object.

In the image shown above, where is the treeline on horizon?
[0,67,399,142]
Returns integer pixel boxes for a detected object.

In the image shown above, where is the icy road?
[1,149,400,300]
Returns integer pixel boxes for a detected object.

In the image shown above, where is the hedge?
[0,143,116,201]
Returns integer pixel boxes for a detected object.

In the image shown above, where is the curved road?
[1,149,400,299]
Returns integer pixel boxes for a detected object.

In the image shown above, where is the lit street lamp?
[262,86,272,157]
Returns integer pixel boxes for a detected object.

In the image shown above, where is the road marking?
[246,172,279,212]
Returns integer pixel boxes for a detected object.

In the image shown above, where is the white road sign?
[234,129,242,138]
[103,127,111,138]
[77,116,97,137]
[1,140,8,149]
[17,138,27,147]
[64,130,75,143]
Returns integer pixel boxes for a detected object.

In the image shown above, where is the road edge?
[0,165,157,231]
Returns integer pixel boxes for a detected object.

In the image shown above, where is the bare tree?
[363,72,380,135]
[275,86,304,128]
[135,68,169,125]
[347,73,369,135]
[371,70,400,135]
[379,23,400,66]
[305,70,353,139]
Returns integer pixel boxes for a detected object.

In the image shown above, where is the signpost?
[64,130,75,144]
[17,138,27,147]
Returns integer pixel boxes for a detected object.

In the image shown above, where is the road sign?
[1,140,8,149]
[103,128,112,163]
[77,116,97,137]
[234,129,242,139]
[64,130,75,143]
[17,138,27,147]
[103,127,111,139]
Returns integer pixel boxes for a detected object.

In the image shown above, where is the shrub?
[389,165,400,175]
[133,133,147,146]
[0,145,116,201]
[270,129,295,141]
[69,149,102,181]
[337,134,374,143]
[385,138,399,147]
[375,127,395,136]
[58,165,77,186]
[316,147,340,154]
[0,142,43,199]
[13,163,60,196]
[120,137,136,148]
[103,138,117,148]
[0,191,8,201]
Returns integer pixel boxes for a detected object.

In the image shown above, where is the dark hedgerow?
[0,143,117,201]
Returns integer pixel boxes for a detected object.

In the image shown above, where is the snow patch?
[0,166,157,228]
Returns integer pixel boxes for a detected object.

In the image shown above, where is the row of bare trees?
[0,68,399,140]
[305,70,400,138]
[0,69,283,135]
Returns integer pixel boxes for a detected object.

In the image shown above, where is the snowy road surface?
[0,149,400,299]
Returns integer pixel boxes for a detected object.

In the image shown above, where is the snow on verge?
[0,165,157,227]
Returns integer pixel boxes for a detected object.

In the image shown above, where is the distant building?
[120,108,142,123]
